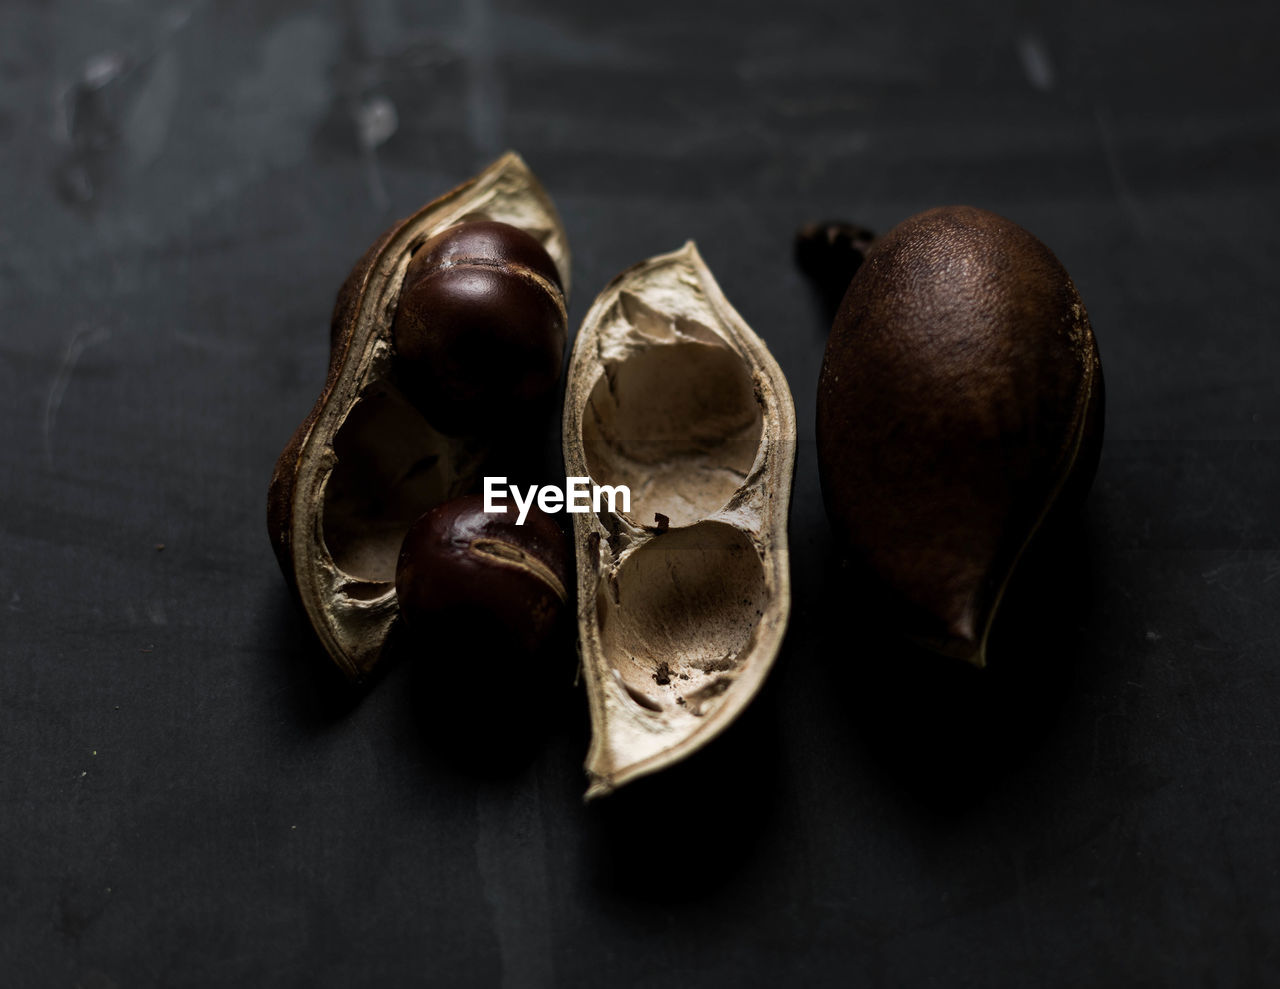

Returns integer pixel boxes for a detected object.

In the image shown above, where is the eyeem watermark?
[484,476,631,525]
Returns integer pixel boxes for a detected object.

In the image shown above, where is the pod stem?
[794,221,876,319]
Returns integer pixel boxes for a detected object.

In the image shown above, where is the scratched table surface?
[3,1,1278,986]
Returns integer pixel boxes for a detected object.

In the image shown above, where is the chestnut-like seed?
[395,493,571,662]
[392,220,567,435]
[816,205,1104,667]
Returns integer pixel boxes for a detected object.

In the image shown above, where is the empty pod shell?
[562,243,796,797]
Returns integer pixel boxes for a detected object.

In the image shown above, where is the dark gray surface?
[3,1,1278,986]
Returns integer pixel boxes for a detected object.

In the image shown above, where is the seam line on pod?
[970,358,1098,668]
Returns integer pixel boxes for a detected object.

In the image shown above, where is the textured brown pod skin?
[563,243,796,797]
[816,206,1104,667]
[267,153,569,681]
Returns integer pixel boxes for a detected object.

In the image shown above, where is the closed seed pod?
[562,243,796,798]
[268,153,570,680]
[816,205,1104,668]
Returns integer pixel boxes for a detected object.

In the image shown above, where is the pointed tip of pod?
[911,609,990,670]
[584,758,635,800]
[949,611,988,669]
[673,239,701,265]
[583,777,613,802]
[913,636,987,670]
[926,636,988,670]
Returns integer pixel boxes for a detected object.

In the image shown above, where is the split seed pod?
[563,243,796,797]
[268,153,569,680]
[816,205,1104,667]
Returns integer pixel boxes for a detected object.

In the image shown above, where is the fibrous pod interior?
[563,243,796,798]
[268,153,570,680]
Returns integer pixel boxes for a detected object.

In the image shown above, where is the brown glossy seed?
[392,220,567,435]
[395,493,571,661]
[816,205,1104,667]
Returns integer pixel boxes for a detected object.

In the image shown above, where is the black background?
[3,1,1278,986]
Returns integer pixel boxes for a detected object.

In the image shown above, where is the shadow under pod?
[262,580,375,728]
[820,513,1098,819]
[397,616,579,781]
[582,676,785,905]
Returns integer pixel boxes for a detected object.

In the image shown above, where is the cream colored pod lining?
[563,243,797,798]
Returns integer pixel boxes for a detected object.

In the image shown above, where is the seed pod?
[563,243,796,798]
[267,153,570,680]
[816,205,1104,667]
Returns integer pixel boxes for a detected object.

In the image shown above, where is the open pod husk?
[563,243,796,798]
[268,153,570,680]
